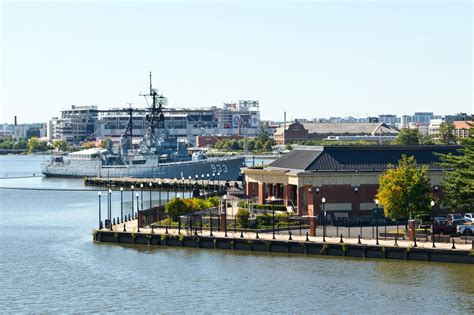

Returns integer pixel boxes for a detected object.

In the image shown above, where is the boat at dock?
[41,74,245,180]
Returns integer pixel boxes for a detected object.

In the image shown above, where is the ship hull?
[41,156,245,180]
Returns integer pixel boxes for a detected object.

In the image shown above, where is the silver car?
[464,213,474,223]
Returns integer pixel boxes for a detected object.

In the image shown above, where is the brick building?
[273,121,398,145]
[242,146,459,223]
[453,121,472,143]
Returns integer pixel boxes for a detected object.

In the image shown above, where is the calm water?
[0,155,473,313]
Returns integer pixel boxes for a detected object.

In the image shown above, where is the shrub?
[256,213,272,226]
[236,209,251,228]
[165,197,189,221]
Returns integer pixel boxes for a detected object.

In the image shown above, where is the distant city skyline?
[1,1,472,124]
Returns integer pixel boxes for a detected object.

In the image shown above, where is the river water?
[0,155,473,313]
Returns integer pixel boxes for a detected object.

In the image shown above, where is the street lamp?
[375,199,379,245]
[223,194,228,237]
[212,173,215,193]
[131,185,135,219]
[98,191,102,229]
[120,187,123,223]
[271,196,276,239]
[140,183,144,209]
[108,189,112,231]
[431,200,435,247]
[206,173,210,195]
[136,192,140,231]
[217,172,221,192]
[158,181,162,206]
[174,178,178,198]
[149,182,153,209]
[322,197,326,242]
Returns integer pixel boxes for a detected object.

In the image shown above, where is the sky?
[1,0,472,124]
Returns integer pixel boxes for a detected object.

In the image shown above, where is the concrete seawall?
[93,230,474,264]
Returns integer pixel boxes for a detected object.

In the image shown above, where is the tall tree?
[438,122,455,145]
[393,128,421,145]
[437,133,474,211]
[376,155,433,220]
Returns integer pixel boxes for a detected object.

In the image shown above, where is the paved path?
[100,220,473,251]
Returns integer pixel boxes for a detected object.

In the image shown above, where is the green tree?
[164,197,189,221]
[27,137,49,153]
[53,139,70,152]
[285,143,293,151]
[437,133,474,211]
[81,141,96,149]
[438,122,455,145]
[419,134,434,145]
[258,125,269,143]
[393,128,421,145]
[236,208,250,228]
[376,155,433,220]
[247,139,255,151]
[263,139,273,152]
[254,139,263,151]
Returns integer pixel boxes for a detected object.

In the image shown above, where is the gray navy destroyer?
[41,74,245,180]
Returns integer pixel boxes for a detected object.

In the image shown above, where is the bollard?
[394,236,398,247]
[305,232,309,242]
[413,237,417,248]
[289,231,292,241]
[256,230,259,239]
[112,218,115,225]
[358,235,361,244]
[165,226,168,234]
[151,225,154,234]
[432,235,435,248]
[123,223,126,232]
[451,237,456,249]
[339,234,343,243]
[240,230,244,238]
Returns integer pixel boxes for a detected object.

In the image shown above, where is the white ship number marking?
[211,164,228,173]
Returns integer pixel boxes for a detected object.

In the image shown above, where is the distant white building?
[378,114,401,127]
[428,119,444,141]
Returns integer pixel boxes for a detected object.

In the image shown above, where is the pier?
[84,176,242,192]
[94,217,474,264]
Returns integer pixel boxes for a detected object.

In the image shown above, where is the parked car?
[464,213,474,223]
[432,221,457,235]
[456,225,474,236]
[447,213,467,225]
[415,214,433,228]
[433,216,448,224]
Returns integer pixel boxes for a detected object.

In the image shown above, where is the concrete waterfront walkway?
[101,220,473,252]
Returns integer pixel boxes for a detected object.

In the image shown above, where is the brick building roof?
[268,145,461,172]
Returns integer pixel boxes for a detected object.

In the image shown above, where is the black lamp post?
[206,173,210,195]
[212,173,215,193]
[120,187,123,223]
[108,189,112,231]
[131,185,135,219]
[217,172,221,192]
[188,176,192,198]
[223,194,228,237]
[158,181,162,206]
[148,182,152,209]
[271,196,276,239]
[375,199,379,245]
[181,177,185,196]
[322,197,326,242]
[98,191,102,229]
[431,200,435,247]
[136,192,140,231]
[140,183,144,209]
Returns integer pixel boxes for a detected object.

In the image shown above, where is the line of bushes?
[164,196,219,221]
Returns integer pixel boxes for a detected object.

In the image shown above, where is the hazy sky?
[1,0,472,123]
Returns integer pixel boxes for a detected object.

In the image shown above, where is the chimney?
[14,116,17,126]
